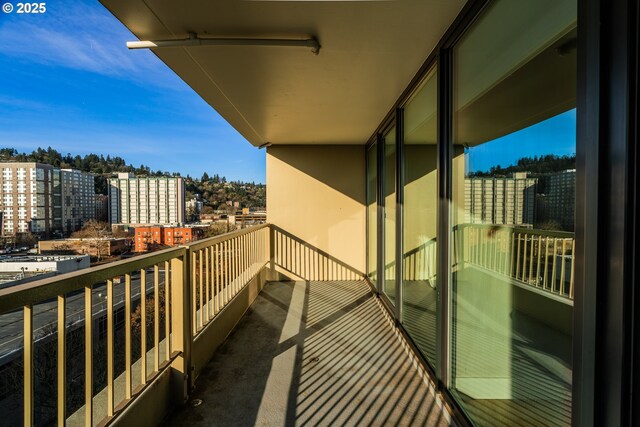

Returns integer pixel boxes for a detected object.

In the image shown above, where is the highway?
[0,269,167,363]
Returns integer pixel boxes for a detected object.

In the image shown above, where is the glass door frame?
[363,0,638,423]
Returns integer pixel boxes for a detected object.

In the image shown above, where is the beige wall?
[267,146,365,276]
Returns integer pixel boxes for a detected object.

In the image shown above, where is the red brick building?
[134,226,202,252]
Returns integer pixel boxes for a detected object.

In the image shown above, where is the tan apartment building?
[0,163,96,238]
[108,173,185,226]
[1,162,56,237]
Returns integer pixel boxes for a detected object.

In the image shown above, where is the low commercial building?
[0,254,90,288]
[198,213,218,224]
[229,211,267,228]
[38,238,129,257]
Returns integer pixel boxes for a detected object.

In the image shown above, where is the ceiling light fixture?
[127,32,321,55]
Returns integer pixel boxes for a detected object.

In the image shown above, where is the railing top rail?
[0,246,185,315]
[0,224,271,315]
[455,223,574,239]
[186,223,269,252]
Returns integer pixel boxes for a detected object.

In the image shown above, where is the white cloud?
[0,0,182,89]
[0,95,50,110]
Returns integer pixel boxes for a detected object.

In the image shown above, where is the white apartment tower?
[464,172,537,227]
[0,162,95,238]
[109,173,185,226]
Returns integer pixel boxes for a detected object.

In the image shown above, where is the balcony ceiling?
[100,0,466,146]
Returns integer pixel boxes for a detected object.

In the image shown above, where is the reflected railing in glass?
[454,224,575,300]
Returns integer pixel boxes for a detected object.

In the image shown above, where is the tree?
[536,220,563,231]
[186,205,197,222]
[203,222,235,237]
[71,220,111,260]
[15,231,37,247]
[201,172,210,182]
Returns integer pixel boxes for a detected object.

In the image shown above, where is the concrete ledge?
[192,266,288,381]
[112,362,174,427]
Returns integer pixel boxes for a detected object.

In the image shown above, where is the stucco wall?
[266,145,365,276]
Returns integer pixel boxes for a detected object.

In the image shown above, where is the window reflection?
[401,68,438,365]
[450,0,576,425]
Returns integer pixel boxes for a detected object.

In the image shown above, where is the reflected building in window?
[536,169,576,231]
[464,172,537,227]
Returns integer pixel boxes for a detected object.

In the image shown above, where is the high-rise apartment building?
[1,162,55,237]
[536,169,576,231]
[94,194,109,222]
[60,169,96,234]
[0,162,95,238]
[108,173,185,226]
[464,172,537,227]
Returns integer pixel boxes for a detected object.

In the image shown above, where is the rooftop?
[0,255,89,264]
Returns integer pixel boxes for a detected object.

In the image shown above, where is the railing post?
[269,224,275,278]
[170,249,192,404]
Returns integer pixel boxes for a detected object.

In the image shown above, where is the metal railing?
[454,224,575,300]
[271,225,362,281]
[188,225,269,336]
[0,224,270,426]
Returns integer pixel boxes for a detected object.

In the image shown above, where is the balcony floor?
[162,280,451,427]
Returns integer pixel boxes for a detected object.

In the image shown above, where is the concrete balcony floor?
[162,280,452,427]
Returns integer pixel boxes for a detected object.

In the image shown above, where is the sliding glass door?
[383,127,397,304]
[364,1,582,424]
[401,67,438,365]
[450,0,577,425]
[367,143,377,287]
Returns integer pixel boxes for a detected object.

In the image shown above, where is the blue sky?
[0,0,266,183]
[467,109,576,173]
[0,0,575,183]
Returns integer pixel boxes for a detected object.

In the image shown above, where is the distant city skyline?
[0,0,266,183]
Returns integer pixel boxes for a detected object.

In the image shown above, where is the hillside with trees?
[186,173,266,213]
[0,147,266,208]
[469,154,576,177]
